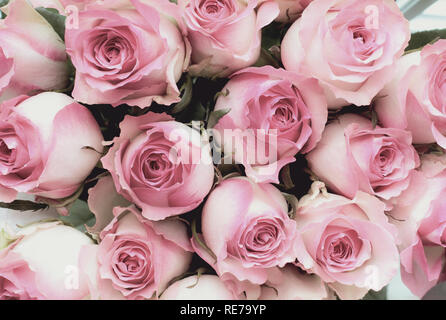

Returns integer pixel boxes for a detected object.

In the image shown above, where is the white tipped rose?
[0,222,94,300]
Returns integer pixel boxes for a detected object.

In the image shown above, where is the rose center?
[254,225,277,247]
[0,277,22,300]
[142,153,171,179]
[206,3,220,14]
[149,160,160,171]
[375,147,396,176]
[349,25,376,59]
[319,227,370,272]
[272,103,296,128]
[0,140,12,162]
[229,218,289,268]
[119,253,143,273]
[329,235,354,262]
[353,31,365,43]
[113,244,151,279]
[106,47,120,62]
[197,0,234,20]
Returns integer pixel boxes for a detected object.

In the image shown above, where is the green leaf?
[261,22,288,51]
[281,192,298,219]
[0,228,15,250]
[213,88,229,102]
[171,75,194,114]
[280,165,295,190]
[186,267,208,289]
[35,7,66,41]
[406,29,446,52]
[254,48,281,68]
[176,101,208,123]
[0,200,49,212]
[207,108,230,129]
[362,287,387,300]
[191,219,217,263]
[59,199,95,233]
[0,0,8,19]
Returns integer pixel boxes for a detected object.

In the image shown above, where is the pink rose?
[160,275,237,300]
[0,222,94,300]
[102,112,214,221]
[179,0,279,77]
[295,181,399,300]
[274,0,312,22]
[65,0,190,108]
[192,177,299,299]
[307,114,419,201]
[0,92,103,203]
[0,0,69,102]
[375,40,446,148]
[281,0,410,108]
[213,66,327,183]
[389,154,446,297]
[79,206,193,300]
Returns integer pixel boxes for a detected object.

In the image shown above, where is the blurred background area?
[398,0,446,32]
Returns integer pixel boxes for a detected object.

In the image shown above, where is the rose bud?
[0,222,94,300]
[192,177,299,299]
[306,114,419,202]
[160,274,237,300]
[179,0,279,78]
[102,112,214,221]
[65,0,190,108]
[0,92,103,203]
[295,181,399,300]
[389,153,446,298]
[375,40,446,148]
[79,206,193,300]
[281,0,410,109]
[274,0,312,23]
[259,264,332,300]
[213,66,327,183]
[0,0,70,102]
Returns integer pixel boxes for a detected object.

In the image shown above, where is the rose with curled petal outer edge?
[0,0,70,102]
[389,153,446,298]
[375,39,446,149]
[101,111,214,221]
[213,66,327,184]
[191,177,300,299]
[0,92,103,203]
[306,114,419,204]
[179,0,279,78]
[65,0,190,108]
[281,0,410,109]
[78,206,193,300]
[294,181,399,300]
[0,222,94,300]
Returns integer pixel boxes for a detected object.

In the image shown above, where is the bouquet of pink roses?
[0,0,445,301]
